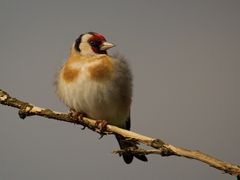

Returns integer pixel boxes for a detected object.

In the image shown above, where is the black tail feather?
[115,134,148,164]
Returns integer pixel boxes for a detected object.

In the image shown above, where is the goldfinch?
[55,32,147,164]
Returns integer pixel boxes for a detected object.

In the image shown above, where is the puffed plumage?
[55,32,147,164]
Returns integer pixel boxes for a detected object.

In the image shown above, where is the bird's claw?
[95,120,108,133]
[69,108,85,121]
[98,134,105,139]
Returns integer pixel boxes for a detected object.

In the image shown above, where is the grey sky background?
[0,0,239,179]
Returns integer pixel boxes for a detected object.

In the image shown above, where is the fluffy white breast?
[56,54,132,128]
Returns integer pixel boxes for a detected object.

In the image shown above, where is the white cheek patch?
[80,43,96,55]
[78,34,97,55]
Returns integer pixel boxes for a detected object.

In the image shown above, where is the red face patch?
[88,32,107,54]
[91,32,106,41]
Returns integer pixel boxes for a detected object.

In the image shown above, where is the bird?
[55,32,147,164]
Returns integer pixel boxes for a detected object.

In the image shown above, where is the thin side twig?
[0,89,239,177]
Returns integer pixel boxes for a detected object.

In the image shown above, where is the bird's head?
[74,32,115,55]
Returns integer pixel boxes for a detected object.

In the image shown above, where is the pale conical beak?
[100,41,115,51]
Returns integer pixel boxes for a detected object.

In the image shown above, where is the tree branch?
[0,89,239,177]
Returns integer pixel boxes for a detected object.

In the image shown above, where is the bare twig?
[0,89,239,177]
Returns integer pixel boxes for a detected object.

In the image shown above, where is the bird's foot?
[69,108,86,123]
[95,120,108,133]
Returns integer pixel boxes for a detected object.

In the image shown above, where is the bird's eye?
[89,40,101,47]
